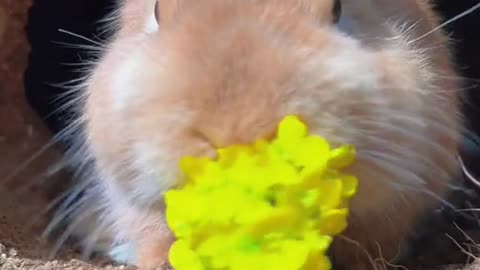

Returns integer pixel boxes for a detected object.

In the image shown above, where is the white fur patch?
[108,242,136,264]
[112,53,143,112]
[145,11,159,33]
[130,141,173,205]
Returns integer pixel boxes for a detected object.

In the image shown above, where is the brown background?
[0,0,131,269]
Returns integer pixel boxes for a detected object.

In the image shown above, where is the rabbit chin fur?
[53,0,462,269]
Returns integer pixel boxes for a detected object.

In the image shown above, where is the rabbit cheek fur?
[68,0,461,269]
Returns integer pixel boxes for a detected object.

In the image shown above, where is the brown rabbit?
[58,0,463,269]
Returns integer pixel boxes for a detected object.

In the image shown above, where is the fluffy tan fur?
[76,0,462,269]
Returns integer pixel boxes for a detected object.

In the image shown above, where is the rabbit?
[55,0,464,269]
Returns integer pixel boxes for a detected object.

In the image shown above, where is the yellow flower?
[164,115,359,270]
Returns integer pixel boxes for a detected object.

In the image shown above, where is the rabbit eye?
[154,0,161,24]
[333,0,342,23]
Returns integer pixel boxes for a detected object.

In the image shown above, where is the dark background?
[24,0,116,135]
